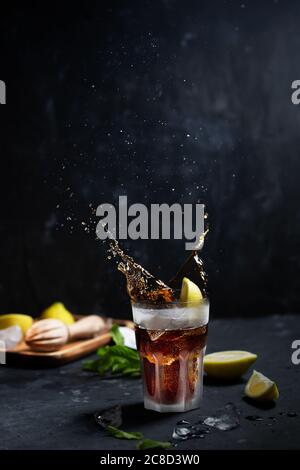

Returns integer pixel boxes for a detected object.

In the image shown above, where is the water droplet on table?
[287,412,297,418]
[245,415,263,422]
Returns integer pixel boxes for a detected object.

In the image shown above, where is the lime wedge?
[204,350,257,379]
[180,277,203,303]
[245,370,279,401]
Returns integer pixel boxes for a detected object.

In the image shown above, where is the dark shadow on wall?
[0,0,300,318]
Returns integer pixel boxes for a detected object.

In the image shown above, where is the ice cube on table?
[203,403,240,431]
[0,326,22,350]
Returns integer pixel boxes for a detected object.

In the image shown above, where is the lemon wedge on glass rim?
[245,370,279,401]
[180,277,203,302]
[204,350,257,379]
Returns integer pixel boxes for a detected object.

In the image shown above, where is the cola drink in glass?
[132,298,209,412]
[105,234,209,412]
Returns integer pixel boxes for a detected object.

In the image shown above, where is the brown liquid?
[106,226,208,302]
[169,228,209,295]
[107,237,175,303]
[135,325,208,405]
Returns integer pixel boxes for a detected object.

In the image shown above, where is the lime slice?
[0,314,33,335]
[180,277,203,303]
[204,350,257,379]
[245,370,279,401]
[40,302,75,325]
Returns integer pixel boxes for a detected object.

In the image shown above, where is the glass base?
[144,394,201,413]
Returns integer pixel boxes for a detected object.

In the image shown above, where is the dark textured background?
[1,0,300,319]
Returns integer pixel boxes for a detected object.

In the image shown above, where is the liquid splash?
[107,236,175,303]
[103,220,208,303]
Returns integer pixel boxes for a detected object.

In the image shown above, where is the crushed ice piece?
[0,326,22,350]
[177,419,191,426]
[203,403,240,431]
[172,426,191,440]
[119,327,137,349]
[172,405,240,442]
[190,425,210,438]
[147,330,166,341]
[172,420,209,441]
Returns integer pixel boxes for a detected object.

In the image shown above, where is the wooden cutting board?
[3,318,134,367]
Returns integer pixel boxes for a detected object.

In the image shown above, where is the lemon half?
[0,314,33,335]
[245,370,279,401]
[204,350,257,379]
[40,302,75,325]
[180,277,203,303]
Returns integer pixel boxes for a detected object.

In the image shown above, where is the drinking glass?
[132,298,209,412]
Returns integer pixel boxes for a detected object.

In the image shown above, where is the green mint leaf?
[110,324,124,346]
[82,359,99,371]
[122,367,141,376]
[83,341,141,378]
[129,371,141,377]
[97,364,108,376]
[136,439,172,450]
[107,426,143,440]
[97,346,109,357]
[111,362,124,374]
[109,345,140,362]
[97,353,113,376]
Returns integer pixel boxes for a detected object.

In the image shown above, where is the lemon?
[0,314,33,335]
[204,350,257,379]
[180,277,203,303]
[245,370,279,401]
[40,302,75,325]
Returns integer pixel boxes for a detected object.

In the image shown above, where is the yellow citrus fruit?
[0,314,33,335]
[180,277,203,303]
[204,350,257,379]
[245,370,279,401]
[40,302,74,325]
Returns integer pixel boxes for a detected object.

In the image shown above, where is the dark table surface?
[1,315,299,450]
